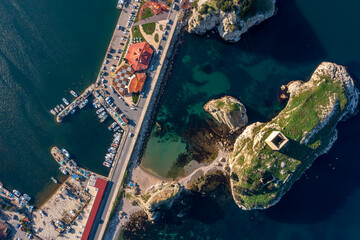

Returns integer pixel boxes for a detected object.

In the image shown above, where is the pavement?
[88,1,181,239]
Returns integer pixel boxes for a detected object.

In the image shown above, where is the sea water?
[137,0,360,239]
[0,0,119,205]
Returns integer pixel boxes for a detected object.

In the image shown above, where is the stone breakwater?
[102,19,187,240]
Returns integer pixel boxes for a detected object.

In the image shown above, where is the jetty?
[51,147,100,180]
[56,85,95,123]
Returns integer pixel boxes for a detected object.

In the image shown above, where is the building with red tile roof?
[128,72,147,93]
[81,177,108,240]
[125,42,153,71]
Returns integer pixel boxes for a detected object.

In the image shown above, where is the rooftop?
[125,42,153,71]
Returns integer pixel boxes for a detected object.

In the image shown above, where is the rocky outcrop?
[228,62,359,210]
[204,96,248,132]
[188,0,276,42]
[128,182,182,220]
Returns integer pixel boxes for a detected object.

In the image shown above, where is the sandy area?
[32,178,92,240]
[130,165,168,193]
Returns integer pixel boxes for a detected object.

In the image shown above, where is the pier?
[56,85,95,123]
[51,147,101,180]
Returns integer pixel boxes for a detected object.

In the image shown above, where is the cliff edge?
[188,0,276,42]
[204,96,248,132]
[228,62,359,210]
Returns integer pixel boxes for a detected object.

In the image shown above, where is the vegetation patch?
[132,92,140,104]
[141,7,154,20]
[154,33,159,43]
[142,22,156,35]
[231,74,351,209]
[131,25,145,41]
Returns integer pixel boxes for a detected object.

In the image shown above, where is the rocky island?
[227,62,359,209]
[204,96,248,132]
[188,0,276,42]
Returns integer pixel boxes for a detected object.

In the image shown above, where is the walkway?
[133,11,169,26]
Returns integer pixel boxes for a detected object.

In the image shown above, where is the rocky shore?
[228,62,359,210]
[188,0,277,42]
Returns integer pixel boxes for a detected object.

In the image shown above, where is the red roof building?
[125,42,153,71]
[81,177,108,240]
[128,72,147,93]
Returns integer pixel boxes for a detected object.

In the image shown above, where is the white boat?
[70,90,78,97]
[59,167,68,175]
[60,104,65,110]
[103,162,111,167]
[50,109,56,115]
[62,98,69,105]
[54,108,59,114]
[56,105,61,112]
[13,190,21,197]
[21,194,31,203]
[61,148,70,158]
[79,99,89,109]
[96,108,105,114]
[70,109,76,114]
[100,114,108,123]
[51,177,58,184]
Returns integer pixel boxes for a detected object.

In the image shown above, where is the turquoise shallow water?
[0,0,119,204]
[136,0,360,239]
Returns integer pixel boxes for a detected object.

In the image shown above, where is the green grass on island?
[230,74,350,209]
[215,100,239,113]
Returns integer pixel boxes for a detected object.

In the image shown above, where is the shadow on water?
[264,112,360,224]
[237,0,327,63]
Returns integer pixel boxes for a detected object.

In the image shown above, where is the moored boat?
[50,109,56,115]
[56,105,61,112]
[51,177,58,184]
[100,114,108,123]
[60,104,65,110]
[61,148,70,158]
[62,98,69,105]
[103,162,111,167]
[54,108,59,114]
[13,190,21,197]
[70,90,78,97]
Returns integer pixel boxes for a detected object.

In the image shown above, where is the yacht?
[62,98,69,105]
[61,148,70,158]
[51,177,58,184]
[96,108,104,115]
[13,190,21,197]
[113,126,120,132]
[70,90,78,98]
[70,109,76,114]
[100,114,108,123]
[60,104,65,110]
[50,109,56,115]
[21,194,31,203]
[54,108,59,114]
[79,99,89,109]
[56,105,62,112]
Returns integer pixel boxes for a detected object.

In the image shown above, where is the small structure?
[125,42,153,71]
[265,131,289,150]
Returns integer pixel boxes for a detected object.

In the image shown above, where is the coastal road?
[89,1,180,239]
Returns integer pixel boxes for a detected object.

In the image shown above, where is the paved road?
[89,1,180,239]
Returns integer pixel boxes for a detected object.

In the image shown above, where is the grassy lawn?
[132,93,140,104]
[142,22,156,35]
[141,7,154,20]
[131,25,145,41]
[134,0,147,23]
[154,33,159,43]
